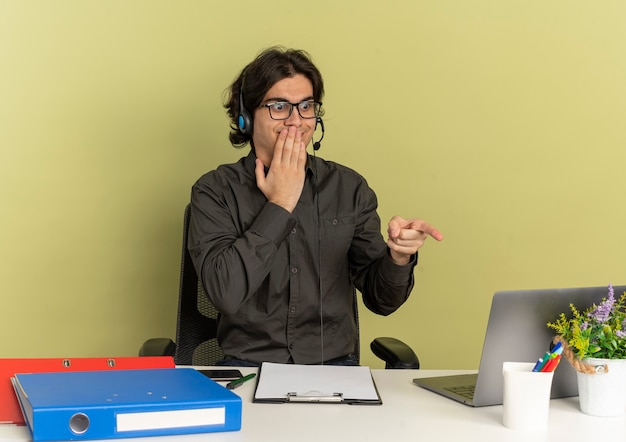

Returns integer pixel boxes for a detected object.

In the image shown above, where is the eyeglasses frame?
[261,100,323,120]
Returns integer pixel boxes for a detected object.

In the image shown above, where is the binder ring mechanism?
[286,392,343,403]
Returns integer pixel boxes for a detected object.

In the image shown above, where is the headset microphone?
[313,117,325,151]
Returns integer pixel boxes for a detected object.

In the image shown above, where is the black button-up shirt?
[188,151,417,364]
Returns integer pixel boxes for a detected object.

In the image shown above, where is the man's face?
[252,74,317,167]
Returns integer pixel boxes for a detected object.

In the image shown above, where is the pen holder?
[502,362,554,431]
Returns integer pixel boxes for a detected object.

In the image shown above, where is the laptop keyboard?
[444,385,475,400]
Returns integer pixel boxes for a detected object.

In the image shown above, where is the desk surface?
[1,368,624,442]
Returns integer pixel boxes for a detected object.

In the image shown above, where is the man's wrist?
[388,249,411,266]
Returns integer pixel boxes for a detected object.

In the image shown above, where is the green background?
[2,0,625,369]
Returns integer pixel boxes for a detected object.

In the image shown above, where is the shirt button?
[291,228,297,234]
[291,267,298,274]
[290,307,296,313]
[332,219,338,225]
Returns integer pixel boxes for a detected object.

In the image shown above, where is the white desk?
[2,369,625,442]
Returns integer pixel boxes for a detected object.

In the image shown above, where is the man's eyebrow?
[263,95,315,103]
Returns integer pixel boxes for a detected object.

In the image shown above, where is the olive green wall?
[2,1,625,369]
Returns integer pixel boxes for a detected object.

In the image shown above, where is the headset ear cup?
[238,109,252,135]
[238,88,252,135]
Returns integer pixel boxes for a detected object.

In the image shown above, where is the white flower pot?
[576,358,626,416]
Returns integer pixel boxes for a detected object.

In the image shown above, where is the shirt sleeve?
[188,173,296,315]
[349,181,418,316]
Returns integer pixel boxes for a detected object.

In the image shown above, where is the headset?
[237,86,253,136]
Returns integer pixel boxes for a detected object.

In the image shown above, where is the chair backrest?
[173,203,360,365]
[173,204,224,365]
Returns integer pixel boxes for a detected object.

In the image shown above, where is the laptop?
[413,285,625,407]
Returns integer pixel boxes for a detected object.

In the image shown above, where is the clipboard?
[252,362,382,405]
[0,356,175,425]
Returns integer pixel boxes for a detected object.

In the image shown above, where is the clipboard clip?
[286,392,344,403]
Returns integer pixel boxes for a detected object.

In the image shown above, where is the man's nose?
[284,108,302,125]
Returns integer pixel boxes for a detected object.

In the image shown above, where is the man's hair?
[224,47,325,148]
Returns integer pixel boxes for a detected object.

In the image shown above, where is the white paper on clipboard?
[253,362,381,404]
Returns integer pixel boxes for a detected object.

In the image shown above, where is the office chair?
[139,204,419,369]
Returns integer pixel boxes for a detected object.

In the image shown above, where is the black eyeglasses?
[262,100,322,120]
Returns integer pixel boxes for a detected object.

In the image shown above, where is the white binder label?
[116,407,226,432]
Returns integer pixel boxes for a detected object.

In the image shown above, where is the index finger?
[405,219,444,241]
[270,128,289,166]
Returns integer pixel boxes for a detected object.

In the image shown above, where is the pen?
[226,373,257,390]
[540,355,561,373]
[532,343,564,372]
[551,346,564,357]
[532,352,551,372]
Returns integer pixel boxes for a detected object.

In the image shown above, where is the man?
[188,47,443,366]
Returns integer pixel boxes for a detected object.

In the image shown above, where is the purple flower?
[580,321,589,331]
[588,285,616,324]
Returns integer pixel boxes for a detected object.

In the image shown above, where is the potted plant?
[547,284,626,416]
